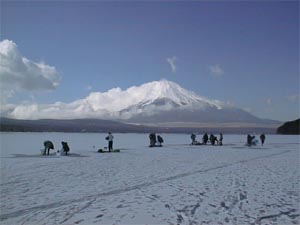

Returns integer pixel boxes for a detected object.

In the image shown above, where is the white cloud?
[3,86,142,119]
[287,94,300,102]
[242,107,254,113]
[86,85,93,91]
[166,56,177,73]
[209,64,224,77]
[266,98,272,106]
[0,39,60,102]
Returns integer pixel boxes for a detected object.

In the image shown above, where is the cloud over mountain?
[209,64,224,77]
[166,56,177,73]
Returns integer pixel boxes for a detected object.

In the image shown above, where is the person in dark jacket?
[61,141,70,155]
[191,133,196,145]
[149,133,157,147]
[260,134,266,146]
[202,133,208,145]
[247,134,256,146]
[157,135,164,147]
[209,134,218,145]
[106,132,114,152]
[43,140,54,155]
[247,134,252,146]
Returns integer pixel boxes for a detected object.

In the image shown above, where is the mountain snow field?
[0,133,299,225]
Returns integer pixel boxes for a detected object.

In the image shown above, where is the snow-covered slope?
[108,80,269,124]
[117,80,225,120]
[125,79,223,109]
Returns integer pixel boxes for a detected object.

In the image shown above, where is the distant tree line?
[277,119,300,135]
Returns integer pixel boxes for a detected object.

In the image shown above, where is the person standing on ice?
[247,134,252,146]
[219,133,223,146]
[260,134,266,146]
[191,133,196,145]
[202,133,208,145]
[106,132,114,152]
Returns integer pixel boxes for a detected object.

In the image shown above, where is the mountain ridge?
[0,117,279,134]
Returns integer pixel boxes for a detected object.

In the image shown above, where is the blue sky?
[1,1,299,121]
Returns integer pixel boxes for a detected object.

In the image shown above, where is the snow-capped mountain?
[116,80,225,120]
[5,79,278,125]
[104,79,274,124]
[83,79,223,114]
[124,79,223,110]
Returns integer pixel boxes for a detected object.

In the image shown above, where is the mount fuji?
[117,80,223,120]
[4,80,279,128]
[108,80,277,125]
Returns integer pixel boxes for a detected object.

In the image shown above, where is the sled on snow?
[149,145,163,148]
[190,141,204,146]
[189,142,224,146]
[245,139,259,147]
[97,149,121,153]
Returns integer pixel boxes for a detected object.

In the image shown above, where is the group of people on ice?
[149,133,164,147]
[43,132,114,155]
[190,132,266,147]
[247,133,266,147]
[191,133,223,146]
[43,140,70,155]
[42,131,266,155]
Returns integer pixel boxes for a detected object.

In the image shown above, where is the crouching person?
[43,140,54,155]
[157,135,164,147]
[247,134,256,146]
[61,141,70,155]
[149,133,156,147]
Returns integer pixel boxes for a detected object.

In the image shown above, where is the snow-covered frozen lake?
[0,132,299,225]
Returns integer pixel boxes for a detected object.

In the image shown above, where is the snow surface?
[0,133,299,225]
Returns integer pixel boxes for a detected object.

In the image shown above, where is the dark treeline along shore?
[0,117,288,134]
[277,118,300,135]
